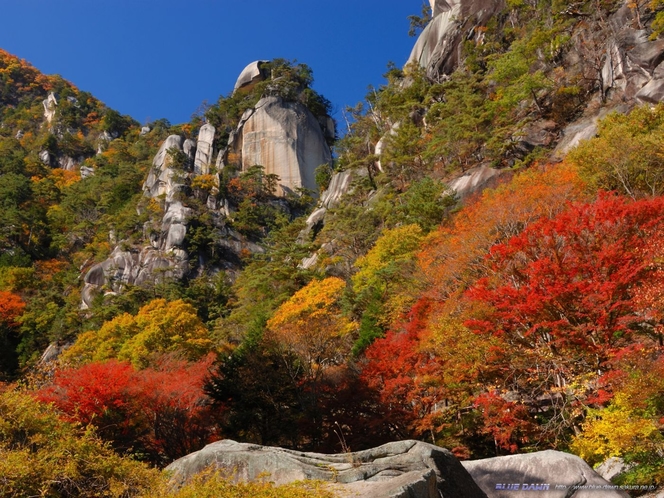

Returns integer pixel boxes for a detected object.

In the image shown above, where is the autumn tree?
[60,298,212,368]
[569,105,664,199]
[0,388,161,496]
[465,194,664,443]
[418,162,587,301]
[37,354,217,465]
[263,277,356,446]
[266,277,356,383]
[351,224,424,353]
[361,299,448,444]
[571,347,664,486]
[0,291,25,378]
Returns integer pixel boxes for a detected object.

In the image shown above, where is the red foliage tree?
[467,194,664,358]
[464,194,664,442]
[134,354,219,462]
[361,299,448,442]
[474,391,536,453]
[36,354,217,465]
[0,290,25,326]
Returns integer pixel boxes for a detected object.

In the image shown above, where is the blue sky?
[0,1,421,127]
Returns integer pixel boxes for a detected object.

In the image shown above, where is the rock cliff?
[224,95,332,195]
[408,0,503,79]
[80,56,337,307]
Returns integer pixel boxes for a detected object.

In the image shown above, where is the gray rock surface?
[162,201,191,251]
[183,138,196,165]
[194,123,215,175]
[461,450,629,498]
[140,126,151,136]
[81,247,137,309]
[166,439,487,498]
[80,166,95,179]
[595,457,633,483]
[96,130,113,154]
[298,168,360,250]
[553,104,631,158]
[375,122,400,172]
[143,134,184,199]
[408,0,502,78]
[448,165,506,198]
[227,96,332,195]
[234,60,268,92]
[39,150,51,166]
[57,156,79,171]
[43,92,57,124]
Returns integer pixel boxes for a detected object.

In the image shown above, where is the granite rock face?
[408,0,503,78]
[194,123,215,175]
[82,135,192,308]
[143,134,184,200]
[233,60,268,93]
[42,92,57,124]
[461,450,630,498]
[166,439,487,498]
[297,167,363,258]
[226,96,332,195]
[447,165,507,198]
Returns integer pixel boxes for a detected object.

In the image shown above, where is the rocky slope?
[80,61,334,307]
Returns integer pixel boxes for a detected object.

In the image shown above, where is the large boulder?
[227,96,332,196]
[165,439,487,498]
[81,247,137,309]
[447,165,507,198]
[461,450,630,498]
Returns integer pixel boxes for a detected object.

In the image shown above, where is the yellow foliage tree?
[0,388,161,497]
[352,224,424,327]
[267,277,356,379]
[61,299,212,368]
[571,393,662,466]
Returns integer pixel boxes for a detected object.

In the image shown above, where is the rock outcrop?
[226,96,332,195]
[447,165,507,198]
[194,123,215,175]
[461,450,630,498]
[80,129,264,308]
[165,439,487,498]
[143,134,184,200]
[42,92,57,124]
[233,60,268,93]
[297,167,365,265]
[408,0,503,79]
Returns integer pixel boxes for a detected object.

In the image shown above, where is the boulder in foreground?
[462,450,630,498]
[165,439,487,498]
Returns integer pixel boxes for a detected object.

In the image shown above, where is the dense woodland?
[2,0,664,496]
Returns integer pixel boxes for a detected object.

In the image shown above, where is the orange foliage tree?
[0,290,26,377]
[418,163,587,301]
